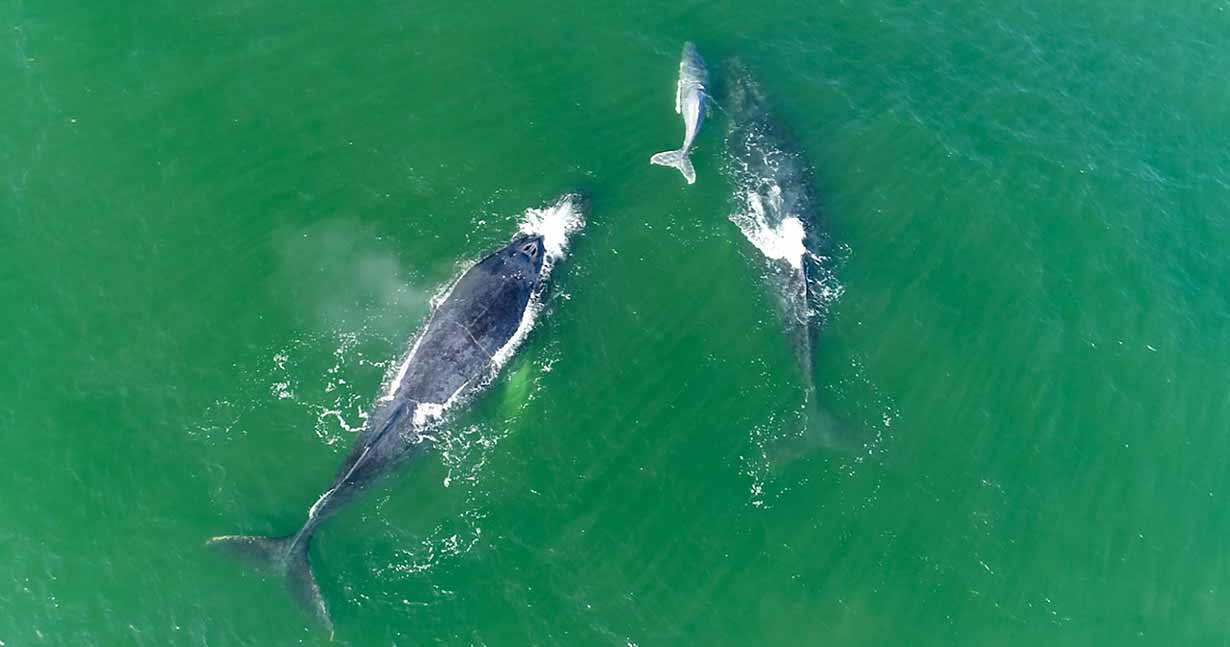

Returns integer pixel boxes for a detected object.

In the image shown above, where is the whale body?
[650,42,709,185]
[209,195,585,634]
[722,61,858,455]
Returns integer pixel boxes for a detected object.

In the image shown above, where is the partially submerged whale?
[721,61,860,455]
[209,194,586,634]
[650,42,709,185]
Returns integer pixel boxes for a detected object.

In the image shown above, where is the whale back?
[398,237,544,406]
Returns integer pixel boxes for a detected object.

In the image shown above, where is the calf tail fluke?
[207,532,333,637]
[650,149,696,184]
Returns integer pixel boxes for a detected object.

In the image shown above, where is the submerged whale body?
[722,61,860,456]
[209,195,585,634]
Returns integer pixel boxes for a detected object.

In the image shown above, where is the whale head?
[501,234,546,285]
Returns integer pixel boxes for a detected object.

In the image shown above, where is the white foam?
[730,186,808,272]
[412,401,448,427]
[318,408,364,433]
[518,193,586,264]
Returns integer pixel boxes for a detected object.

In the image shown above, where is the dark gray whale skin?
[209,233,546,635]
[724,61,827,377]
[723,60,861,456]
[319,233,546,516]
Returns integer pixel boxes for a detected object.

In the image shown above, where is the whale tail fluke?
[650,149,696,184]
[801,402,863,453]
[767,398,870,466]
[208,532,333,637]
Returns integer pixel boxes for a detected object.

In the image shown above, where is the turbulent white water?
[731,185,809,272]
[518,194,587,266]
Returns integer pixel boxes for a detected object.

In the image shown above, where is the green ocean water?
[4,0,1230,644]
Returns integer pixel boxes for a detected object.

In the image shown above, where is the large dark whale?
[209,195,585,634]
[722,61,860,455]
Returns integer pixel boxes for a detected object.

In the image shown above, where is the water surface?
[3,1,1229,644]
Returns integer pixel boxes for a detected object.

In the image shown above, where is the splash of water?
[518,193,587,266]
[730,185,809,272]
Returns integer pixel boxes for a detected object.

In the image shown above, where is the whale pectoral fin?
[674,79,683,114]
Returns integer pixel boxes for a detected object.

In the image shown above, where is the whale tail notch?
[207,531,333,637]
[650,149,696,184]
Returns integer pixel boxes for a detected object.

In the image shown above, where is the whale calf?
[209,194,586,634]
[721,61,858,454]
[650,42,709,184]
